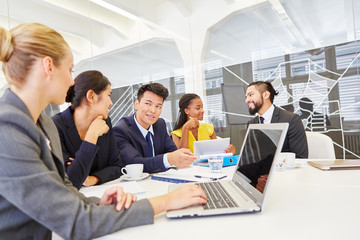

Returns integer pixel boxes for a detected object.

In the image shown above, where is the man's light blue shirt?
[133,115,172,169]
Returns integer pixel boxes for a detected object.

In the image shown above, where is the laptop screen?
[232,123,288,207]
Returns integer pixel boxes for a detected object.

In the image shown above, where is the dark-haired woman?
[52,70,123,189]
[171,93,235,154]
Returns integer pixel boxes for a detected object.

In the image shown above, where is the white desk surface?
[53,162,360,240]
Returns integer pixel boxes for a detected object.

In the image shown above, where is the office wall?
[1,0,360,158]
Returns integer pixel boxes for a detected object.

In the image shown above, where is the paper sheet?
[80,181,145,198]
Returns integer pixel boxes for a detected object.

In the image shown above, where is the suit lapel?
[249,116,258,125]
[62,108,82,152]
[66,127,82,153]
[38,113,66,179]
[271,106,280,123]
[152,121,162,155]
[2,90,66,178]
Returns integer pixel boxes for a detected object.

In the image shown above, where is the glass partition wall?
[1,0,359,158]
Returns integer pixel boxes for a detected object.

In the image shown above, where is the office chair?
[306,131,336,159]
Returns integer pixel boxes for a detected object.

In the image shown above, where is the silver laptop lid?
[232,123,289,209]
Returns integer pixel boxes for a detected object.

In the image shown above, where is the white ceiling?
[1,0,359,88]
[205,0,360,65]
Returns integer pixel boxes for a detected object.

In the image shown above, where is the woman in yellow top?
[171,93,235,154]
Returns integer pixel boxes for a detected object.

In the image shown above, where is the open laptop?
[308,160,360,171]
[166,123,289,218]
[193,137,232,159]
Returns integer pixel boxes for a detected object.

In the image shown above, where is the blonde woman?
[0,23,206,239]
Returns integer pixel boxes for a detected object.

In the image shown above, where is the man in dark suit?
[113,83,197,173]
[245,81,308,158]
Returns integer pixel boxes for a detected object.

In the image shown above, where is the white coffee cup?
[278,152,296,169]
[121,164,144,179]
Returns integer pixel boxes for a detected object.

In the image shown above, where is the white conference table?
[61,161,360,240]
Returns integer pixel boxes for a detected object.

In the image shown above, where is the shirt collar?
[134,114,154,138]
[257,104,274,124]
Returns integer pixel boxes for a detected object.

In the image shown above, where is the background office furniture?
[306,131,336,159]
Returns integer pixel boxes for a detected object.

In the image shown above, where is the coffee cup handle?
[121,167,127,175]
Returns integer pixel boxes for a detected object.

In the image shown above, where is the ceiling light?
[269,0,306,45]
[210,50,234,61]
[90,0,138,20]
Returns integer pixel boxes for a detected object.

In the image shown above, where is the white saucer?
[287,162,306,169]
[120,173,149,181]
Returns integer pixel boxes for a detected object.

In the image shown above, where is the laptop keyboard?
[197,182,238,209]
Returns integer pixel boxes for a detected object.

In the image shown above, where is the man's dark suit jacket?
[113,115,177,173]
[52,107,123,189]
[247,106,308,158]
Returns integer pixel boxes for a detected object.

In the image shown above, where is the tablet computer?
[193,138,231,159]
[308,160,360,171]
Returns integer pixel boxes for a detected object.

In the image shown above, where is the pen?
[194,175,227,180]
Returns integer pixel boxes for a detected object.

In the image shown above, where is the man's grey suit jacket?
[0,89,153,240]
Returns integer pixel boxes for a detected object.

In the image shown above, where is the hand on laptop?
[99,186,137,211]
[168,148,198,168]
[225,144,236,155]
[148,184,207,215]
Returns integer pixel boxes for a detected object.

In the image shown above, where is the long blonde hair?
[0,23,69,87]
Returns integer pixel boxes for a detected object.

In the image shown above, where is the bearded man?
[245,81,308,158]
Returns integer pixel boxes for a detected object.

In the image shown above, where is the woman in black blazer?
[52,70,124,189]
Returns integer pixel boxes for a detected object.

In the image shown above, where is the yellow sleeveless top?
[171,123,214,153]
